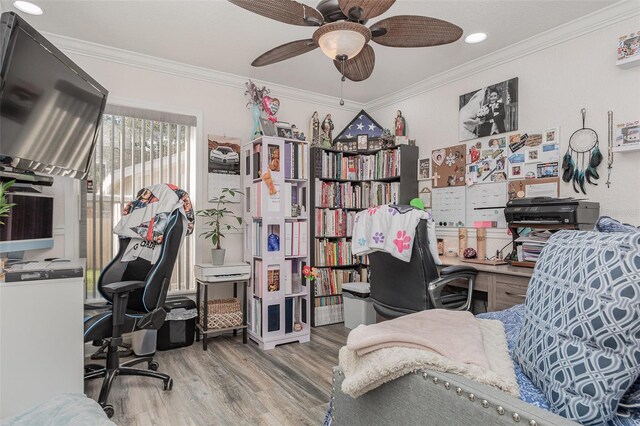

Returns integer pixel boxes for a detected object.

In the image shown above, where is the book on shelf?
[315,208,356,237]
[284,143,309,180]
[314,180,400,209]
[318,149,401,181]
[314,295,344,326]
[314,238,354,267]
[314,268,360,296]
[250,297,262,336]
[254,259,263,296]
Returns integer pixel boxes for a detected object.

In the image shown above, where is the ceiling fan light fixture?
[12,1,44,15]
[465,32,487,44]
[313,21,371,60]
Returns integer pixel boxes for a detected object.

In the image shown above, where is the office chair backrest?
[97,209,184,312]
[368,219,439,318]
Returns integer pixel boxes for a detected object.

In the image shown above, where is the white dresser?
[0,276,84,419]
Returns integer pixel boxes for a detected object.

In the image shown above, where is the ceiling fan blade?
[333,44,375,82]
[338,0,395,21]
[252,39,318,67]
[228,0,323,27]
[370,15,463,47]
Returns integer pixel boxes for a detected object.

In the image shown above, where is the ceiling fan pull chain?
[339,58,345,105]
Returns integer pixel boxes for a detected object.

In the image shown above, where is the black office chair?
[369,219,478,319]
[84,209,184,418]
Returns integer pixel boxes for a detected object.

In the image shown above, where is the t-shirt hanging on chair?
[113,183,195,264]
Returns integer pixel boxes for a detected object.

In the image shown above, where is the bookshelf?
[242,136,311,350]
[309,145,418,326]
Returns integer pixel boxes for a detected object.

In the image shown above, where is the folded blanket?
[347,310,487,369]
[339,318,519,398]
[352,205,428,262]
[113,183,194,264]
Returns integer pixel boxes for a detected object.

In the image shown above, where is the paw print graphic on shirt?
[368,206,380,216]
[372,232,385,244]
[387,207,398,215]
[393,230,411,253]
[358,237,366,247]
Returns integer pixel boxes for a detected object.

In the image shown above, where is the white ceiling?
[2,0,618,103]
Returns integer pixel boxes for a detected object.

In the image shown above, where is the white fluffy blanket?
[339,318,520,398]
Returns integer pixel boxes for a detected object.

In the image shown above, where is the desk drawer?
[494,276,530,310]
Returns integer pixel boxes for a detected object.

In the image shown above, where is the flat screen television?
[0,192,54,253]
[0,12,108,180]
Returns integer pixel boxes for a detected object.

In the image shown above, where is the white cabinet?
[0,277,84,419]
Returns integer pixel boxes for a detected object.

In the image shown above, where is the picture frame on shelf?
[419,187,432,209]
[367,138,383,151]
[260,117,276,137]
[418,157,431,180]
[275,123,292,139]
[357,134,368,151]
[334,141,344,151]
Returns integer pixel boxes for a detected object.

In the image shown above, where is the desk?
[438,256,533,312]
[195,277,249,351]
[0,276,84,420]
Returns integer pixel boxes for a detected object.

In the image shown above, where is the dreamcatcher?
[562,108,602,194]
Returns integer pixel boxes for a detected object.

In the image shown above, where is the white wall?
[367,15,640,256]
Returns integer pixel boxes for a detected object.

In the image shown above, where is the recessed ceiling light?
[465,33,487,44]
[13,1,44,15]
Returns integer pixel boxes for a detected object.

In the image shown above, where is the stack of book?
[516,231,552,262]
[314,238,354,266]
[314,268,360,296]
[315,208,356,237]
[314,295,344,326]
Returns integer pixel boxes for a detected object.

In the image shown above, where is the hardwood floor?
[85,325,349,425]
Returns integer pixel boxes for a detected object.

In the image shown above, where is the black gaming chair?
[369,218,478,319]
[84,209,184,418]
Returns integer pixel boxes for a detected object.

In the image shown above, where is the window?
[83,106,196,301]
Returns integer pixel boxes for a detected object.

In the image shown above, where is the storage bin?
[131,329,157,356]
[157,296,197,351]
[199,298,243,330]
[342,282,376,329]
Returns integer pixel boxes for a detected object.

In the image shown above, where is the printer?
[504,197,600,230]
[194,262,251,283]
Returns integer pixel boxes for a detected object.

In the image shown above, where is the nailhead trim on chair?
[417,371,538,425]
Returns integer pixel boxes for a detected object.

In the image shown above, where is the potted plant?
[0,180,15,225]
[196,188,243,265]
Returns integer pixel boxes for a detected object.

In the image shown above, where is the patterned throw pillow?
[594,216,640,233]
[514,230,640,425]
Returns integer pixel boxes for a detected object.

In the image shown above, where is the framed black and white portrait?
[357,134,368,151]
[260,117,276,137]
[459,77,518,141]
[418,158,431,180]
[276,123,292,139]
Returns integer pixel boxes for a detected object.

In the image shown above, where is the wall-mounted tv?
[0,12,108,180]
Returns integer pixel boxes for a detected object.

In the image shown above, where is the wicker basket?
[199,298,243,330]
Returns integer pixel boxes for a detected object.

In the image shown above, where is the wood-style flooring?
[85,325,349,426]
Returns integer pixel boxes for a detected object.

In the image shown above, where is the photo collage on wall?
[466,136,508,185]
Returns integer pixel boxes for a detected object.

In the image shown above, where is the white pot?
[211,248,225,266]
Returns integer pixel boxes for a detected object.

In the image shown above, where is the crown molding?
[42,32,365,112]
[365,0,640,111]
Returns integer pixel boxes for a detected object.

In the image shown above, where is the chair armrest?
[440,265,478,276]
[428,274,476,310]
[101,280,145,295]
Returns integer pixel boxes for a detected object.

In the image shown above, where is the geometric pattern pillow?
[594,216,640,234]
[514,230,640,425]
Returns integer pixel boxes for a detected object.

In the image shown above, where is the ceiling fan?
[228,0,463,83]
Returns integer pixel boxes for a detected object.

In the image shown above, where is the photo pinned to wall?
[418,158,431,180]
[523,163,538,179]
[525,147,540,163]
[537,162,559,178]
[540,143,560,162]
[509,164,523,179]
[458,77,518,141]
[544,128,559,144]
[432,144,466,188]
[616,120,640,147]
[208,135,241,201]
[524,133,543,147]
[465,137,507,185]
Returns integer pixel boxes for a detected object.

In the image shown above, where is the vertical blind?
[84,106,196,301]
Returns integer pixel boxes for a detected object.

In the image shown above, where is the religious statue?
[310,111,320,147]
[321,113,334,148]
[395,110,406,136]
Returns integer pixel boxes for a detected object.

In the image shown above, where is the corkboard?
[431,144,466,188]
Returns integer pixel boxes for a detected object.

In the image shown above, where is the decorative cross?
[431,171,441,187]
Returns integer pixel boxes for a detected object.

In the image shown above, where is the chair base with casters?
[84,279,173,418]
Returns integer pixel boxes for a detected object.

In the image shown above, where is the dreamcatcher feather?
[563,109,601,195]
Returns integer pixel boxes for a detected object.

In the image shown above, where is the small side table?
[194,262,251,351]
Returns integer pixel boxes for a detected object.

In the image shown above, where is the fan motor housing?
[317,0,361,23]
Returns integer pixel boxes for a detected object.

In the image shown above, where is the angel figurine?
[310,111,320,147]
[321,114,334,148]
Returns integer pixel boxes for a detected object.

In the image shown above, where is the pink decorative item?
[262,96,280,122]
[463,248,477,259]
